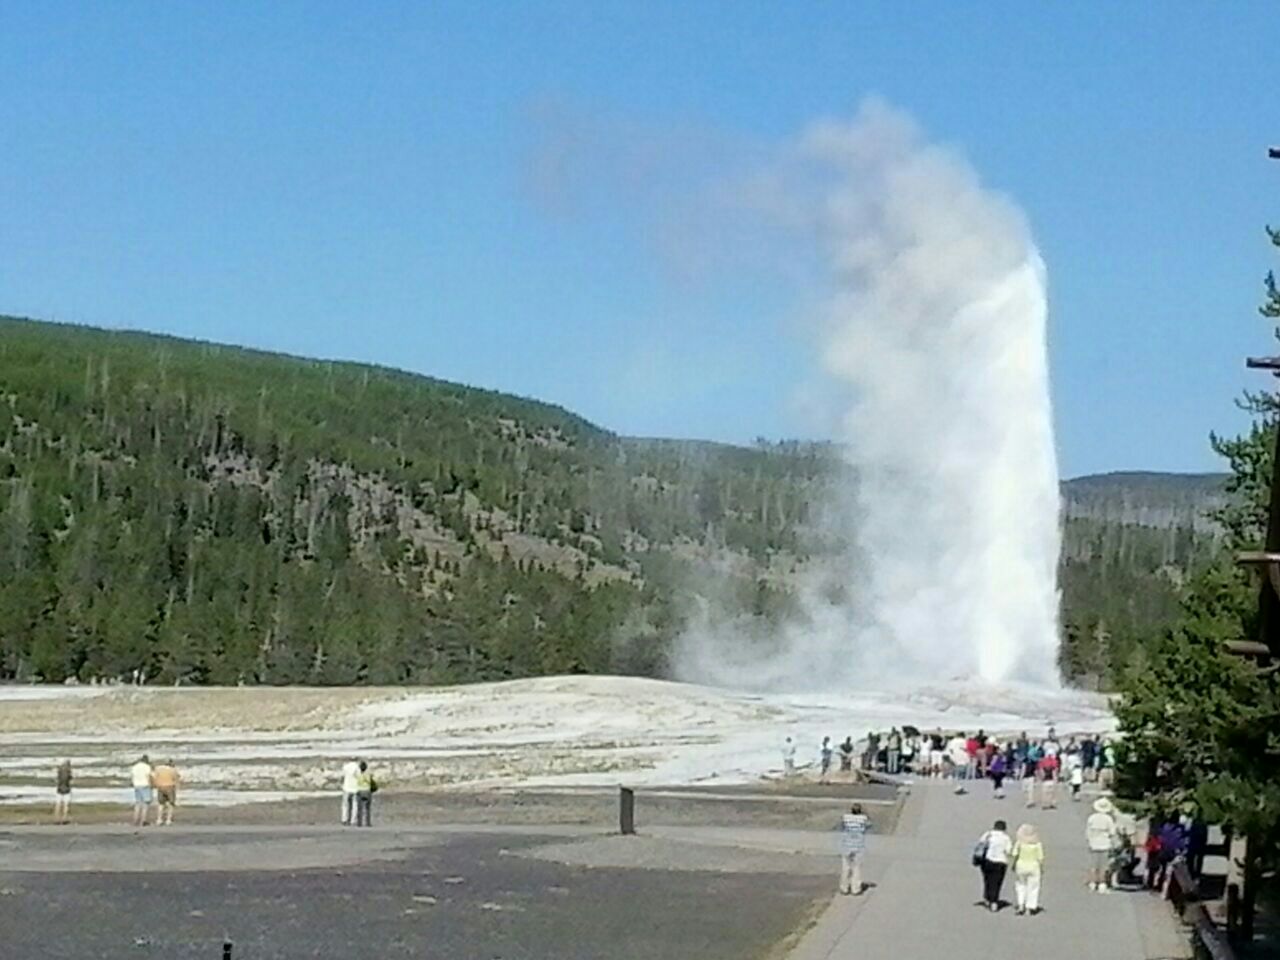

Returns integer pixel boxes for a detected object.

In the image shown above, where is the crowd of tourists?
[828,726,1210,919]
[852,727,1116,792]
[802,730,1118,798]
[47,755,381,828]
[48,755,184,826]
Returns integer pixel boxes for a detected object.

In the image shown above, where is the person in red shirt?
[1038,755,1059,808]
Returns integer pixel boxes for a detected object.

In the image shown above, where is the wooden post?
[1226,832,1247,942]
[619,786,635,835]
[1242,836,1258,943]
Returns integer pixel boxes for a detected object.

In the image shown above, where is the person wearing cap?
[1011,823,1046,915]
[1085,797,1119,891]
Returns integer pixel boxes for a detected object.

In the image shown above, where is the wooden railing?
[1166,860,1236,960]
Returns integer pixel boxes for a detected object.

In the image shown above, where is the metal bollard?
[619,786,635,835]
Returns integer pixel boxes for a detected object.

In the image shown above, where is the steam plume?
[676,100,1062,688]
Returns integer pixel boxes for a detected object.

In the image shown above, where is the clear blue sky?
[2,3,1277,478]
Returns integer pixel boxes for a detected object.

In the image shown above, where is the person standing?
[838,803,870,895]
[53,759,72,825]
[1099,741,1116,789]
[1086,797,1119,891]
[782,737,797,777]
[989,751,1007,799]
[151,759,181,826]
[1025,740,1043,780]
[341,759,360,825]
[819,736,833,784]
[355,760,376,827]
[947,733,970,790]
[1143,829,1164,889]
[1023,768,1038,808]
[1150,819,1187,891]
[1038,758,1058,810]
[886,728,902,776]
[965,734,980,781]
[1187,818,1209,880]
[130,755,154,828]
[838,736,855,774]
[1011,823,1045,915]
[974,819,1013,912]
[1081,737,1097,781]
[1069,762,1085,802]
[864,731,881,772]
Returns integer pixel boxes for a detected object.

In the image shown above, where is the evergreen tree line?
[0,316,1217,687]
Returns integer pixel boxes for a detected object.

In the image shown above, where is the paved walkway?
[788,779,1191,960]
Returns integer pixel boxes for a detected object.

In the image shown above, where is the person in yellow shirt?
[1011,823,1046,916]
[151,760,181,826]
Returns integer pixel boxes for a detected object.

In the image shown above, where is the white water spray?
[676,100,1062,688]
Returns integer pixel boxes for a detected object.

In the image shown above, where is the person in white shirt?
[1070,763,1085,801]
[782,737,797,776]
[946,735,970,792]
[341,759,361,825]
[975,819,1013,911]
[129,755,153,828]
[1085,797,1119,891]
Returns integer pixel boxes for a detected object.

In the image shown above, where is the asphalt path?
[787,778,1191,960]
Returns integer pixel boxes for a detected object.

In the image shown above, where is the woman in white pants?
[1011,823,1046,916]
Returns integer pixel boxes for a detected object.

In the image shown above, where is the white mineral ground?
[0,676,1113,805]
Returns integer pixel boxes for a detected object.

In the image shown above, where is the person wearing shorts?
[130,755,154,827]
[1086,797,1119,891]
[53,759,72,824]
[151,760,181,826]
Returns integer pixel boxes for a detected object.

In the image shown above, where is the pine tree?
[1113,225,1280,938]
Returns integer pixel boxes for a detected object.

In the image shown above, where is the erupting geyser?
[676,100,1062,689]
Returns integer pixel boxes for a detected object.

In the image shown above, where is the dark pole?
[619,786,635,835]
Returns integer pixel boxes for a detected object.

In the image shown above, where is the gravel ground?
[517,834,832,874]
[0,831,830,960]
[0,783,903,834]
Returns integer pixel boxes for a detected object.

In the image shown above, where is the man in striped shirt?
[839,803,871,895]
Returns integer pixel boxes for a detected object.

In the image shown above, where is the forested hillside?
[1057,471,1225,686]
[0,317,1224,688]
